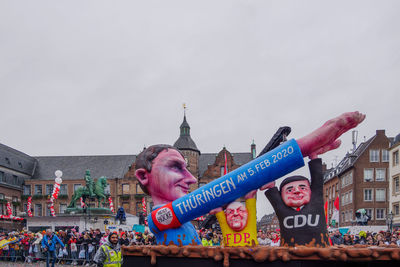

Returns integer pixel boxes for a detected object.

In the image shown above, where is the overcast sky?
[1,1,399,218]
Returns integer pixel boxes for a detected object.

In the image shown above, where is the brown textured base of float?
[122,245,400,267]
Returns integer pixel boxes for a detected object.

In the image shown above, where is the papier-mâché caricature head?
[280,176,311,208]
[135,144,197,206]
[225,202,249,231]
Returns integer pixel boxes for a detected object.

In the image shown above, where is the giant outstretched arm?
[148,112,365,233]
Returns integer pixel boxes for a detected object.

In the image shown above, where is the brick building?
[323,168,339,227]
[323,130,392,227]
[0,114,255,230]
[257,212,279,232]
[0,143,36,231]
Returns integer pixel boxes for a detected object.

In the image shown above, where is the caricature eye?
[170,163,183,171]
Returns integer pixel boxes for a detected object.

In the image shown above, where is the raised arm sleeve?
[308,158,323,202]
[264,187,286,212]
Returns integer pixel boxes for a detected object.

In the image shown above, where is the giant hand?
[297,111,365,159]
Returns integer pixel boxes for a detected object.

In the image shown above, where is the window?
[12,205,17,216]
[12,175,18,184]
[60,184,67,195]
[376,208,386,220]
[34,185,42,195]
[0,171,4,182]
[74,184,82,192]
[393,151,399,166]
[326,188,329,198]
[375,168,386,182]
[382,150,389,162]
[136,183,144,194]
[122,184,130,195]
[329,187,332,199]
[104,184,110,195]
[393,203,399,216]
[364,189,373,201]
[376,189,386,201]
[364,169,374,182]
[60,204,67,214]
[370,150,379,162]
[365,208,373,220]
[0,194,4,200]
[23,185,31,195]
[0,204,3,215]
[12,196,18,202]
[34,204,42,216]
[342,191,353,205]
[341,172,353,187]
[394,176,400,194]
[46,184,53,195]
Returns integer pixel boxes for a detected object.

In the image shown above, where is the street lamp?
[386,211,394,233]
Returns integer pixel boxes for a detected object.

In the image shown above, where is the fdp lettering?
[283,214,320,229]
[225,233,251,245]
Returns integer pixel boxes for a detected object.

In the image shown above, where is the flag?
[324,200,328,224]
[224,152,227,175]
[142,197,147,214]
[331,196,340,226]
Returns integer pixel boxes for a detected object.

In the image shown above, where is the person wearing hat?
[93,232,122,267]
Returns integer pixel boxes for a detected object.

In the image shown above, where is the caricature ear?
[135,168,149,187]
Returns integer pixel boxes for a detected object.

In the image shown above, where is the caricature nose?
[292,186,300,193]
[184,170,197,184]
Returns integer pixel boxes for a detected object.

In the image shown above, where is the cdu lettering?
[283,214,320,229]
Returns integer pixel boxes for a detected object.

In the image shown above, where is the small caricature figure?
[135,145,201,245]
[265,158,329,247]
[212,190,258,247]
[264,111,366,247]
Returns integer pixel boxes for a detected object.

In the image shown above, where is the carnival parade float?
[121,112,400,266]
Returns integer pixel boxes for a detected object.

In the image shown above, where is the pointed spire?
[174,107,200,153]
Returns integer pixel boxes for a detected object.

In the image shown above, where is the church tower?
[173,107,200,180]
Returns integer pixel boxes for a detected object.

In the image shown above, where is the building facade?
[1,114,254,231]
[389,134,400,228]
[323,130,391,227]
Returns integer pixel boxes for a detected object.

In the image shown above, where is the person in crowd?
[119,232,130,246]
[258,231,271,246]
[94,232,122,267]
[331,230,344,245]
[41,229,65,267]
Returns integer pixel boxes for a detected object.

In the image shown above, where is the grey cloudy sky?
[1,1,399,218]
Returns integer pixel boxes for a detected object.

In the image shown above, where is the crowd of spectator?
[0,227,399,265]
[329,228,400,246]
[0,227,156,265]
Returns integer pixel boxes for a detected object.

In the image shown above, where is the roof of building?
[32,154,136,180]
[391,133,400,148]
[323,136,376,183]
[173,115,200,153]
[0,143,37,176]
[198,152,253,177]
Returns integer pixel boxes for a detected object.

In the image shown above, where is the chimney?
[322,162,327,173]
[251,140,256,159]
[376,129,386,136]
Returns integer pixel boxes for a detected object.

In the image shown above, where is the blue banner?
[172,139,304,224]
